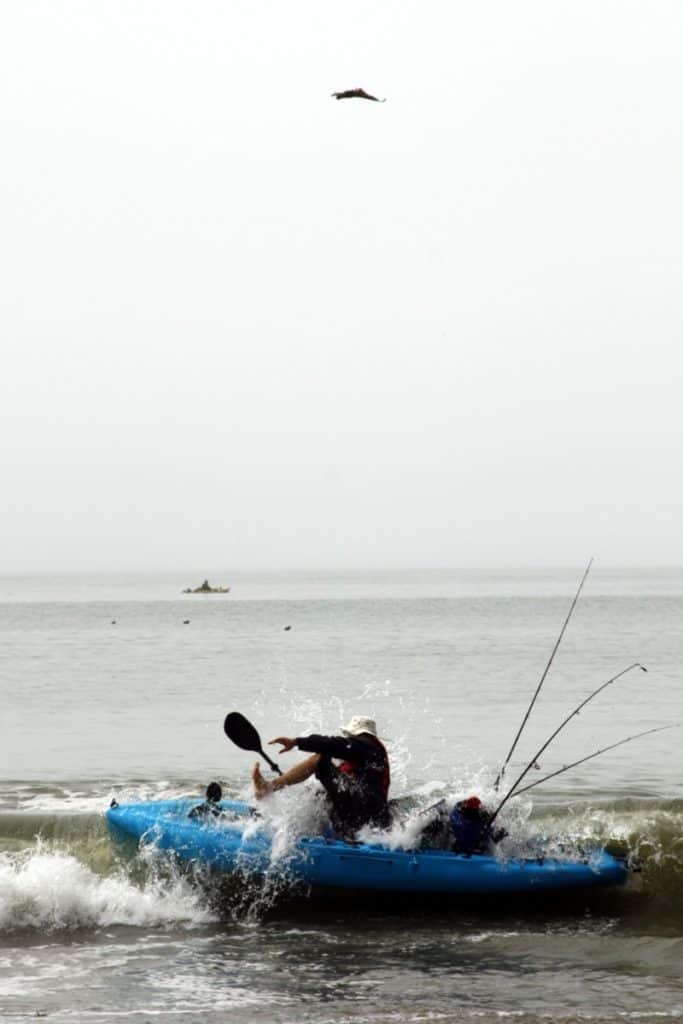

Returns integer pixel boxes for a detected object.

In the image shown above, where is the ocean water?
[1,567,682,1023]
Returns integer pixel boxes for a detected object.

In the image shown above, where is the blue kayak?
[106,797,629,896]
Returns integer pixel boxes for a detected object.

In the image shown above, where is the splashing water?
[0,840,216,933]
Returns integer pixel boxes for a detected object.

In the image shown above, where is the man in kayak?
[251,715,391,836]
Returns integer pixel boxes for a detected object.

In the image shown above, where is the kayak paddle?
[224,711,283,775]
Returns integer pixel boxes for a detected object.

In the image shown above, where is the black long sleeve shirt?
[294,733,391,833]
[295,733,382,765]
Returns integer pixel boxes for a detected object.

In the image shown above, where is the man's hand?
[269,736,297,754]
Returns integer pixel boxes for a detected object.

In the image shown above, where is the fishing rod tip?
[639,664,648,672]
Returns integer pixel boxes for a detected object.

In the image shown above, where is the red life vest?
[338,735,391,799]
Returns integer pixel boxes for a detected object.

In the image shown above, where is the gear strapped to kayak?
[417,796,507,855]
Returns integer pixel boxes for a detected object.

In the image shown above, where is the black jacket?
[295,733,391,832]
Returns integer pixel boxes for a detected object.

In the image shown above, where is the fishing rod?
[494,558,594,791]
[509,723,677,798]
[487,660,647,827]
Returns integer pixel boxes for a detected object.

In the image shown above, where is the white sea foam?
[0,780,205,815]
[0,843,216,933]
[237,783,328,865]
[235,759,541,860]
[238,756,657,872]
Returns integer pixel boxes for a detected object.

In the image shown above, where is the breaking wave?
[0,839,216,934]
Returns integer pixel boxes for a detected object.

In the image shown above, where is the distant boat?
[181,579,230,594]
[331,87,386,102]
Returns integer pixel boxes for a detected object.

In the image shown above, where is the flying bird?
[331,88,386,103]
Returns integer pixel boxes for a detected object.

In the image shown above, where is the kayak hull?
[106,798,628,896]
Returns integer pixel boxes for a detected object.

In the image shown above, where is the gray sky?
[2,1,682,571]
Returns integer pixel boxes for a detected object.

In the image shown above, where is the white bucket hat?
[341,715,378,738]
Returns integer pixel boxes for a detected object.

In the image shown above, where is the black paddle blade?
[223,711,282,775]
[224,712,262,753]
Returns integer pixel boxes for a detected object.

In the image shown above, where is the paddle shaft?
[257,747,283,776]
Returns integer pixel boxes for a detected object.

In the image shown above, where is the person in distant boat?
[331,87,386,102]
[252,715,391,837]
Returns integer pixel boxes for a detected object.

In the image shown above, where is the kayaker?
[251,715,391,837]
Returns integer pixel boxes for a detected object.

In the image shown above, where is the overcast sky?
[2,1,682,571]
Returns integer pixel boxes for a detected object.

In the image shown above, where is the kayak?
[106,797,629,896]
